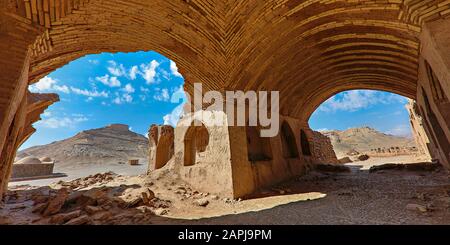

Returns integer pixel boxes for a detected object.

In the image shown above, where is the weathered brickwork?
[2,0,450,197]
[310,131,339,164]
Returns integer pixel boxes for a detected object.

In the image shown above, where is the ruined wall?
[406,100,433,160]
[367,146,419,158]
[173,111,234,198]
[11,163,54,179]
[147,125,174,172]
[414,18,450,168]
[228,116,334,198]
[310,130,339,164]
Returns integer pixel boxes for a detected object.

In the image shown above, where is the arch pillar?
[413,18,450,168]
[147,125,175,173]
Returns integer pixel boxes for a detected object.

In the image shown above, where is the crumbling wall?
[368,146,419,157]
[310,130,339,164]
[173,111,234,198]
[406,100,433,159]
[11,163,54,179]
[414,19,450,168]
[147,125,174,172]
[228,116,336,198]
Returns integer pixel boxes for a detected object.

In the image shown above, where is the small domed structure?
[14,156,42,165]
[40,157,53,163]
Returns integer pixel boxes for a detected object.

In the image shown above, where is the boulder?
[118,187,155,208]
[194,198,209,207]
[338,157,352,164]
[32,203,48,213]
[85,205,103,214]
[47,210,82,224]
[64,215,91,225]
[43,188,68,216]
[357,154,370,161]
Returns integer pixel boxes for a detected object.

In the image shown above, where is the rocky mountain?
[18,124,148,167]
[321,127,416,158]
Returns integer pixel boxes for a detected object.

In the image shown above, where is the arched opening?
[184,122,209,166]
[280,121,299,159]
[309,89,423,165]
[246,126,272,161]
[300,130,312,156]
[15,51,186,186]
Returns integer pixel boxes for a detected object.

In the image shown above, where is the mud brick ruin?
[2,1,450,198]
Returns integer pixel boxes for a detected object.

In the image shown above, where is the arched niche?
[246,126,273,161]
[184,121,209,166]
[300,129,312,156]
[280,121,299,159]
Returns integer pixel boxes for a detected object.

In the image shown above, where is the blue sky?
[23,51,186,150]
[21,51,412,150]
[309,90,411,136]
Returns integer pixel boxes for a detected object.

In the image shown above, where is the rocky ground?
[1,156,450,225]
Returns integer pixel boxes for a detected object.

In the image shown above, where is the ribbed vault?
[5,0,450,120]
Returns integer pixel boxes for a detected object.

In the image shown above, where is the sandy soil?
[8,162,148,187]
[2,155,450,225]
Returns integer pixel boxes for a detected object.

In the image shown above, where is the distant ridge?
[321,127,416,158]
[18,124,148,166]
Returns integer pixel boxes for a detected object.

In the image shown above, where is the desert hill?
[18,124,148,167]
[321,127,416,158]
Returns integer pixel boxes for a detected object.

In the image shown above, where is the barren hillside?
[18,124,148,167]
[321,127,416,158]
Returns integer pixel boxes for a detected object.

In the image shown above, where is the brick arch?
[184,121,209,166]
[6,0,450,118]
[280,121,299,159]
[3,0,450,197]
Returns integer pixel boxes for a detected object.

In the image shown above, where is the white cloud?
[140,86,149,93]
[95,74,121,87]
[153,88,170,102]
[318,90,407,113]
[163,114,171,125]
[170,60,183,78]
[30,76,70,94]
[112,97,122,105]
[36,115,88,129]
[140,60,160,84]
[162,102,184,127]
[170,85,186,104]
[317,128,330,132]
[107,60,126,77]
[122,83,135,93]
[386,124,412,137]
[88,59,99,65]
[129,66,139,80]
[109,77,121,87]
[70,87,109,98]
[123,93,133,103]
[112,93,133,104]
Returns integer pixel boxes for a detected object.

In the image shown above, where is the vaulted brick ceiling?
[6,0,450,120]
